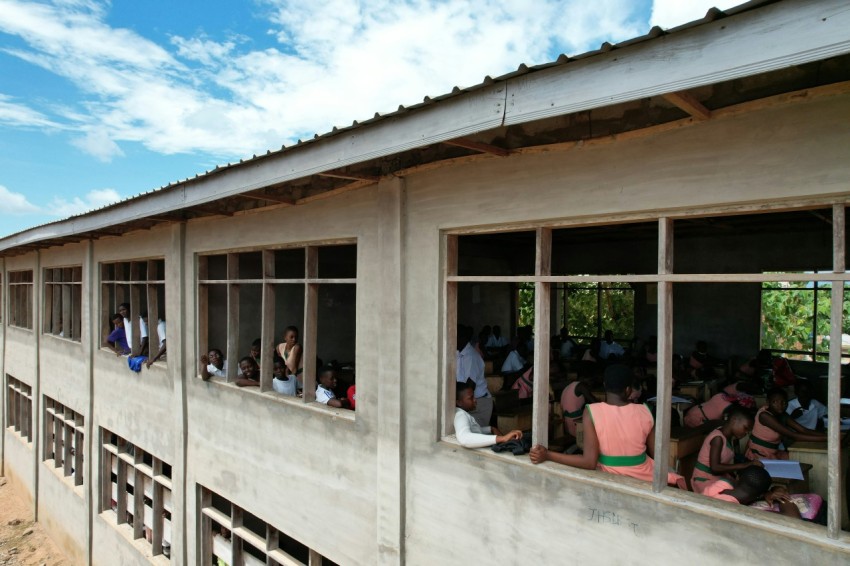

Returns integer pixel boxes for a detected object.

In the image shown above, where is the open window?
[43,266,83,341]
[101,260,166,362]
[43,396,84,489]
[5,375,32,443]
[8,270,33,330]
[197,242,357,412]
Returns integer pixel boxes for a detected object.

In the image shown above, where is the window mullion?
[653,217,674,493]
[532,228,551,448]
[827,203,845,538]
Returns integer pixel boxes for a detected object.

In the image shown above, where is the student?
[684,390,755,428]
[559,329,578,359]
[275,326,303,380]
[598,330,625,360]
[582,338,601,362]
[316,365,351,409]
[144,317,166,369]
[485,325,509,353]
[456,325,491,427]
[235,357,261,387]
[249,338,262,366]
[347,383,357,410]
[501,339,527,374]
[512,366,534,399]
[560,372,599,441]
[787,380,827,431]
[106,313,131,356]
[455,379,522,448]
[271,359,298,396]
[700,466,802,519]
[691,406,761,493]
[745,388,828,461]
[530,364,682,486]
[200,349,227,380]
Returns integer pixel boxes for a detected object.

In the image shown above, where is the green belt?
[598,452,647,467]
[563,408,583,419]
[750,435,780,450]
[695,462,713,474]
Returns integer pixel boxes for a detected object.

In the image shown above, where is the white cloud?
[71,128,125,162]
[650,0,745,29]
[45,187,122,217]
[0,0,651,162]
[0,94,62,129]
[0,184,40,214]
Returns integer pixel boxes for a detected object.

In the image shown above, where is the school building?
[2,0,850,564]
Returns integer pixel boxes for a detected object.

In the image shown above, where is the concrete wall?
[0,92,848,565]
[401,94,850,564]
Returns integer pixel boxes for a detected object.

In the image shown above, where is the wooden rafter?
[317,172,381,182]
[442,138,511,157]
[662,91,712,120]
[190,204,234,217]
[237,191,296,205]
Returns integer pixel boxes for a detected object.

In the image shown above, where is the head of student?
[604,330,614,344]
[318,365,337,389]
[239,356,258,380]
[492,325,502,338]
[250,338,262,359]
[735,465,774,504]
[140,310,148,325]
[111,313,123,328]
[208,349,224,369]
[603,364,633,397]
[723,405,755,439]
[273,358,285,378]
[283,326,299,345]
[794,379,813,406]
[118,303,130,319]
[766,387,789,414]
[455,378,476,412]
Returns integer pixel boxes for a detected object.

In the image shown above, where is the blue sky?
[0,0,740,238]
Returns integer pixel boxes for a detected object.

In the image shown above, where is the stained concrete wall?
[401,94,850,564]
[0,92,848,566]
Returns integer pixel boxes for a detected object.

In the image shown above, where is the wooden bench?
[497,405,533,432]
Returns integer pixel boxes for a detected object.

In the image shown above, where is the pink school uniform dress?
[561,381,586,437]
[691,428,735,494]
[745,407,788,461]
[700,479,740,504]
[587,402,682,486]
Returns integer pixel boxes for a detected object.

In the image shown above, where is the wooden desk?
[788,441,849,530]
[497,405,533,432]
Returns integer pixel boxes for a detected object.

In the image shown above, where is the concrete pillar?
[375,176,406,565]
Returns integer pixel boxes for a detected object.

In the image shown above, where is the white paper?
[761,459,804,481]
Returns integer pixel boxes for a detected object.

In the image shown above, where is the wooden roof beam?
[662,91,712,120]
[317,172,381,182]
[236,191,296,205]
[189,204,234,217]
[442,138,511,157]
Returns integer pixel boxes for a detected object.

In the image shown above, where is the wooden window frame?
[43,396,85,489]
[100,259,166,362]
[199,486,331,566]
[196,241,357,409]
[442,200,849,540]
[5,375,33,443]
[100,429,173,559]
[42,266,83,341]
[8,270,34,330]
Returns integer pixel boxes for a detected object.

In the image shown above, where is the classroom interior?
[454,206,850,529]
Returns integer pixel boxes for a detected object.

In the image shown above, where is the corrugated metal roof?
[0,1,780,246]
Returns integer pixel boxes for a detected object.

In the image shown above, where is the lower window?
[43,396,84,488]
[101,429,173,560]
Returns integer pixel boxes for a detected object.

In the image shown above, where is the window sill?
[7,325,34,333]
[98,511,170,565]
[198,376,356,423]
[42,460,84,497]
[6,428,33,447]
[438,436,850,548]
[42,333,82,345]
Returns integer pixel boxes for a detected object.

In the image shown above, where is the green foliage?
[760,283,850,357]
[517,282,535,327]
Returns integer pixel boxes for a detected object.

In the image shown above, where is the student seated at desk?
[701,466,812,520]
[684,390,755,428]
[485,325,509,355]
[558,328,578,359]
[787,380,826,431]
[455,379,522,448]
[598,330,625,360]
[746,388,829,461]
[530,364,683,487]
[560,371,599,443]
[501,339,530,388]
[691,406,761,493]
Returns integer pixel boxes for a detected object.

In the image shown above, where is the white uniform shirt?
[454,407,496,448]
[501,350,526,374]
[206,360,227,378]
[316,384,336,404]
[599,340,625,359]
[123,317,133,350]
[486,335,508,349]
[456,343,487,398]
[156,319,166,348]
[786,398,827,430]
[273,376,298,396]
